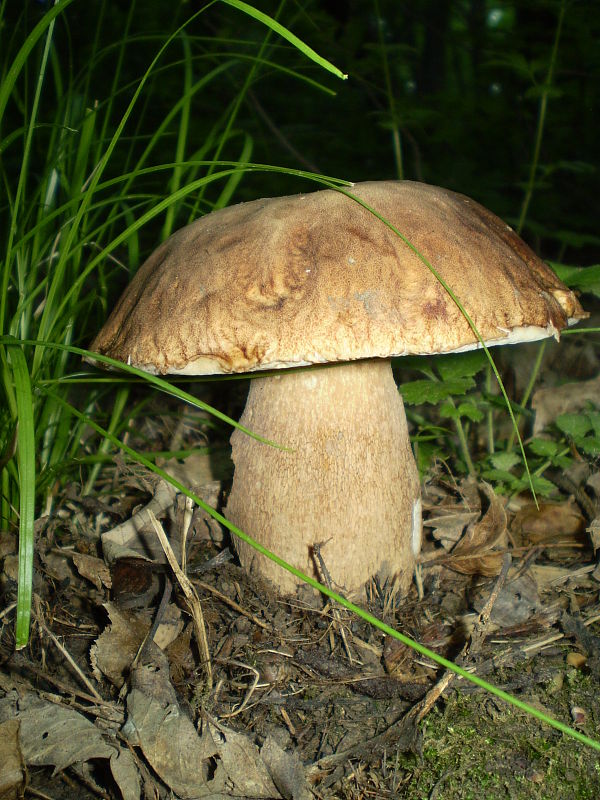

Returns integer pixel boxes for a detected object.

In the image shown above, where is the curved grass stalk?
[220,0,346,80]
[0,338,290,450]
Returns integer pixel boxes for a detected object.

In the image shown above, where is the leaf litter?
[0,402,600,798]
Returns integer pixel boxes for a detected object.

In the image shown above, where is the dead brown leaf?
[72,551,112,590]
[90,602,182,687]
[532,375,600,434]
[2,693,115,770]
[124,686,285,798]
[470,571,541,626]
[0,718,25,800]
[512,500,586,550]
[588,518,600,555]
[423,509,479,550]
[446,483,508,576]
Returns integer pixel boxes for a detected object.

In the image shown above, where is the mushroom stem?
[226,359,422,596]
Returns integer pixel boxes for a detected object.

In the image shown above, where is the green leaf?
[528,438,559,458]
[490,451,522,471]
[528,475,557,496]
[547,262,600,297]
[0,0,77,128]
[220,0,347,80]
[400,377,475,406]
[439,399,483,422]
[524,84,563,101]
[435,351,488,381]
[481,468,521,487]
[586,411,600,438]
[414,441,444,475]
[456,402,484,423]
[553,454,573,470]
[556,413,592,440]
[579,437,600,457]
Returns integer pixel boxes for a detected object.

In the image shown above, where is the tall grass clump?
[0,0,345,646]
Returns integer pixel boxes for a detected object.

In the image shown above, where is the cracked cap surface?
[90,180,586,374]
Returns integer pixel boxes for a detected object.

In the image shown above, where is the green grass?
[0,0,344,646]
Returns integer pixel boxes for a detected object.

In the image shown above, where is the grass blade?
[6,340,36,648]
[0,0,76,128]
[220,0,347,79]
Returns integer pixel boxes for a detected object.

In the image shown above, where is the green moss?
[394,688,600,799]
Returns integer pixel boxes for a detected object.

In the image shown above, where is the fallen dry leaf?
[423,509,479,550]
[108,748,141,800]
[532,375,600,434]
[260,735,311,800]
[470,571,541,626]
[0,692,115,772]
[101,479,178,564]
[124,687,282,799]
[446,483,508,576]
[0,718,25,800]
[90,602,183,687]
[0,531,16,561]
[588,518,600,555]
[529,563,596,590]
[73,551,112,590]
[512,501,587,551]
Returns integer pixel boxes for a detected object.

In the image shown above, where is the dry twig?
[313,540,355,663]
[148,510,213,688]
[33,595,103,701]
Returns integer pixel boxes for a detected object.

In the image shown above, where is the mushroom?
[90,181,585,596]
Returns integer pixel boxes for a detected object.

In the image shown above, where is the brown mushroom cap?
[91,181,586,596]
[90,181,585,374]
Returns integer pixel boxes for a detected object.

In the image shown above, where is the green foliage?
[401,377,476,406]
[400,352,487,405]
[481,456,556,498]
[402,349,600,497]
[440,399,484,424]
[557,411,600,456]
[548,262,600,299]
[400,350,489,476]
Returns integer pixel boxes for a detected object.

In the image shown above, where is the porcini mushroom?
[90,181,585,596]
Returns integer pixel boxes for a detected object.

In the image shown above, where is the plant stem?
[375,0,403,179]
[516,0,566,235]
[507,339,547,451]
[446,397,476,476]
[485,363,494,454]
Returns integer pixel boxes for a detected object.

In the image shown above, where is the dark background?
[6,0,599,271]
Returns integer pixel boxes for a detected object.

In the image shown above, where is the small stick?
[148,511,213,688]
[192,578,273,632]
[313,540,355,664]
[414,552,512,723]
[33,596,103,701]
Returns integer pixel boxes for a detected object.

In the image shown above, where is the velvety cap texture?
[91,181,586,374]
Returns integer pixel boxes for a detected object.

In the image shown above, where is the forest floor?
[1,382,600,800]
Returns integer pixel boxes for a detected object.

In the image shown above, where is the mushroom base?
[226,359,421,597]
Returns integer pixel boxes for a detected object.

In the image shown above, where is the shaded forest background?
[4,0,599,281]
